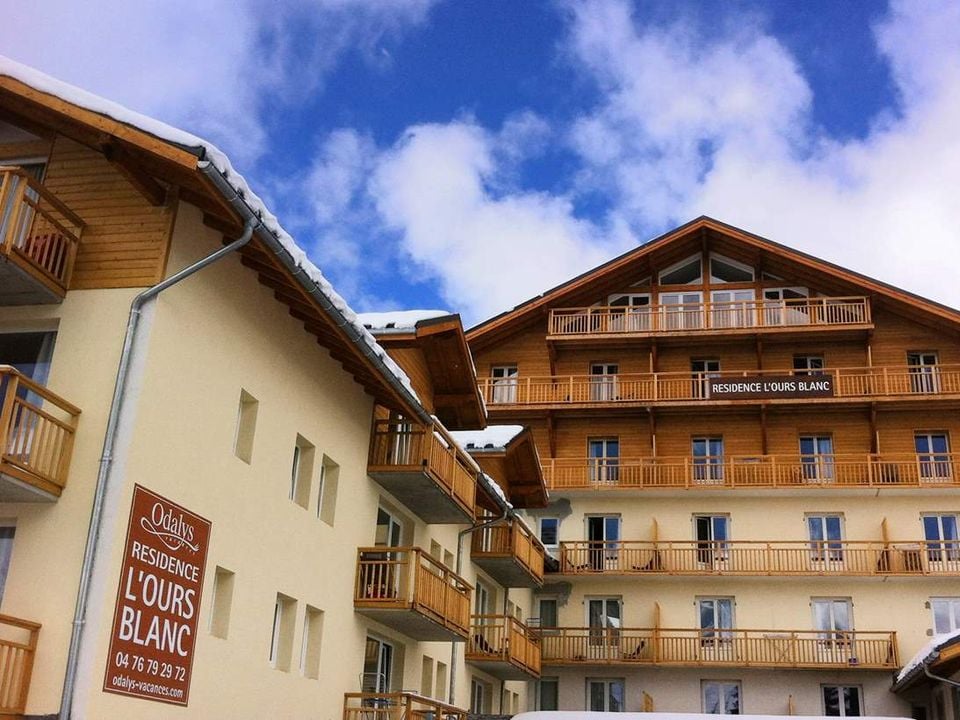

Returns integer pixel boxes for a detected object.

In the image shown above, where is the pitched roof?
[466,216,960,349]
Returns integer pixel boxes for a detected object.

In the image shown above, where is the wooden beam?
[546,413,557,458]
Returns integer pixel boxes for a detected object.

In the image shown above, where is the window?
[800,435,834,480]
[923,514,959,564]
[208,566,235,639]
[420,656,434,699]
[660,291,704,329]
[587,678,625,711]
[586,516,621,570]
[490,365,518,404]
[590,363,619,401]
[762,287,809,326]
[916,433,952,480]
[931,598,960,634]
[538,597,559,629]
[703,680,741,714]
[269,593,297,671]
[299,606,323,678]
[822,685,862,716]
[475,580,494,616]
[692,437,724,482]
[538,677,559,710]
[812,598,853,649]
[711,289,755,328]
[362,636,394,693]
[691,359,721,399]
[608,294,651,331]
[710,254,754,283]
[0,331,56,384]
[434,661,447,700]
[807,515,844,563]
[470,678,490,713]
[698,597,735,651]
[695,515,730,566]
[0,526,15,602]
[234,389,258,463]
[908,352,940,394]
[659,255,702,285]
[588,438,620,484]
[317,455,339,525]
[587,597,622,654]
[794,355,825,375]
[289,435,315,509]
[539,518,559,549]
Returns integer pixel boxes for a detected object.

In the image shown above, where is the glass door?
[590,363,619,402]
[711,289,754,328]
[907,352,940,394]
[609,293,651,332]
[695,516,730,567]
[698,597,735,657]
[807,515,844,565]
[587,679,625,712]
[361,636,394,695]
[923,514,959,567]
[587,516,621,571]
[915,433,951,480]
[490,366,518,404]
[763,287,808,326]
[660,291,703,330]
[587,598,621,655]
[800,435,834,481]
[691,359,721,399]
[588,438,620,485]
[813,599,853,658]
[692,437,724,483]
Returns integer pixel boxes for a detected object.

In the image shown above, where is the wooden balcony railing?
[0,167,83,299]
[466,615,541,677]
[0,614,40,714]
[368,419,477,521]
[1,366,81,499]
[558,540,960,576]
[480,364,960,407]
[471,517,545,586]
[354,547,472,639]
[539,627,898,669]
[548,297,871,337]
[544,454,960,491]
[343,692,467,720]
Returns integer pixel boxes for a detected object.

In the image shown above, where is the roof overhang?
[893,632,960,693]
[464,428,548,511]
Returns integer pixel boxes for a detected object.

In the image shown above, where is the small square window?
[233,389,258,463]
[269,593,297,671]
[317,455,339,525]
[208,566,235,639]
[299,606,324,679]
[290,435,315,509]
[703,680,741,714]
[539,518,559,548]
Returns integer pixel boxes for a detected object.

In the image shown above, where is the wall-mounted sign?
[103,485,212,706]
[707,374,834,400]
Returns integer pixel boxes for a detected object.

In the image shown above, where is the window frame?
[586,677,626,712]
[930,597,960,635]
[821,684,863,717]
[702,679,742,715]
[539,517,559,550]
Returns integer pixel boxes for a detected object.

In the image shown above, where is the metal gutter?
[198,161,432,426]
[60,212,260,719]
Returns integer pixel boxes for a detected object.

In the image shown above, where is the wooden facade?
[467,218,960,706]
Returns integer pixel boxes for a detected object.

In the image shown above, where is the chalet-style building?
[0,57,549,719]
[467,217,960,717]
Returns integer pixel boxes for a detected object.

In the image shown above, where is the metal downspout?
[59,212,259,719]
[449,472,514,706]
[923,660,960,688]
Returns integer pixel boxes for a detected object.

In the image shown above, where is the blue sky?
[3,0,959,324]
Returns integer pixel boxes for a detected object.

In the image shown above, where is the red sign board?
[103,485,212,706]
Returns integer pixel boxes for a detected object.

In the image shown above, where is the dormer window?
[709,254,754,283]
[658,255,701,285]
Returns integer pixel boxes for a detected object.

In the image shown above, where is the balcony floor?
[0,467,61,502]
[471,555,541,588]
[464,655,538,681]
[0,258,61,305]
[354,604,467,642]
[368,468,473,524]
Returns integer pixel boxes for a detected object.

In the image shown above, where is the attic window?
[710,254,754,283]
[659,255,701,285]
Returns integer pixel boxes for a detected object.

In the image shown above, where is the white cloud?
[0,0,438,166]
[563,0,960,309]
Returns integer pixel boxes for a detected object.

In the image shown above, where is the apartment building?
[0,58,548,719]
[466,217,960,718]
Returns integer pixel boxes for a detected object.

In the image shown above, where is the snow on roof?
[358,310,452,332]
[450,425,526,450]
[0,55,419,403]
[480,472,512,511]
[896,628,960,683]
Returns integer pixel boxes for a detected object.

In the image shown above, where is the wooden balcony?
[558,539,960,577]
[481,364,960,410]
[343,692,467,720]
[466,615,541,680]
[0,167,83,304]
[547,296,871,340]
[1,367,81,501]
[539,627,898,670]
[471,517,545,587]
[368,419,477,523]
[354,547,472,641]
[544,454,960,492]
[0,614,40,714]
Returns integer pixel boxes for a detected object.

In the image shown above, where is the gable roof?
[466,216,960,349]
[0,55,428,422]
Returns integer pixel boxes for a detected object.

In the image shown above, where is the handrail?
[0,613,40,713]
[471,516,546,582]
[543,453,960,490]
[538,627,898,669]
[354,547,472,636]
[548,296,871,336]
[0,167,84,294]
[368,418,477,515]
[467,614,541,675]
[0,366,81,494]
[558,539,960,576]
[343,691,467,720]
[480,364,960,406]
